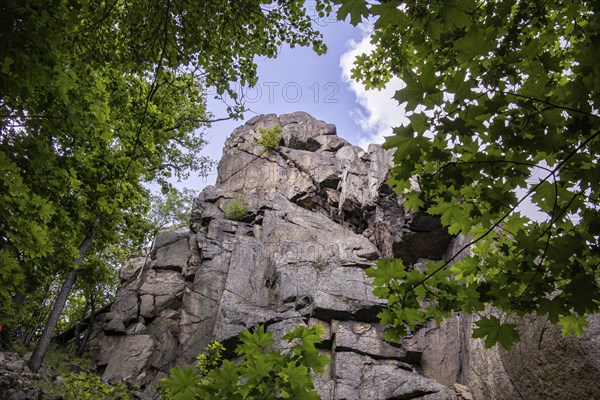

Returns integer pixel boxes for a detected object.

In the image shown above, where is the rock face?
[85,112,600,399]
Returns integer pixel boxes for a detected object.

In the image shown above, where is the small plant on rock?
[255,125,282,150]
[223,195,248,221]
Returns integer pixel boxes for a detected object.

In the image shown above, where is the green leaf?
[383,326,403,343]
[472,316,520,350]
[409,113,429,133]
[393,74,424,111]
[537,297,571,324]
[558,315,590,336]
[457,285,485,313]
[383,125,420,160]
[404,190,424,211]
[241,355,275,383]
[208,360,240,391]
[365,258,406,287]
[160,367,200,398]
[370,2,404,28]
[565,273,600,314]
[531,180,556,212]
[236,325,273,357]
[335,0,368,26]
[454,26,496,62]
[280,363,320,400]
[1,56,14,74]
[428,200,468,234]
[399,307,426,330]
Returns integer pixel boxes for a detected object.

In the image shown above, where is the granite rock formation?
[85,112,600,400]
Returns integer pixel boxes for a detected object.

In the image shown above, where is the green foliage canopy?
[337,0,600,348]
[0,0,331,332]
[148,188,198,233]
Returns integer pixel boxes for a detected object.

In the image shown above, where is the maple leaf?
[558,315,590,336]
[370,1,404,28]
[473,316,520,350]
[335,0,368,26]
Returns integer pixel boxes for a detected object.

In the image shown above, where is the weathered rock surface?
[469,313,600,400]
[85,112,600,399]
[0,352,62,400]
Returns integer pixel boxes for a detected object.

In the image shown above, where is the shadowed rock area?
[84,112,600,400]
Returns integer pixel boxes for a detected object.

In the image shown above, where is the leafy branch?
[353,0,600,349]
[494,89,600,120]
[159,324,328,400]
[405,128,599,299]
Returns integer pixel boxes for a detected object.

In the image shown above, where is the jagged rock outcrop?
[85,112,600,400]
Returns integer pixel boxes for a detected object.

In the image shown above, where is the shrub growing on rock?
[255,125,283,150]
[223,195,248,221]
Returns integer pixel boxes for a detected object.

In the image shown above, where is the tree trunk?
[23,324,40,347]
[52,301,112,344]
[72,297,90,347]
[23,284,52,346]
[28,220,99,373]
[77,294,95,357]
[28,271,78,372]
[136,229,159,281]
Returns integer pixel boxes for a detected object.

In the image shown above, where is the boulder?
[102,335,154,383]
[151,228,191,272]
[466,314,600,399]
[84,113,599,400]
[333,352,456,400]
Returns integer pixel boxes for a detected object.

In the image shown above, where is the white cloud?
[340,26,548,224]
[340,25,409,149]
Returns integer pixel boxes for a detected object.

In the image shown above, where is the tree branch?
[163,116,233,132]
[403,129,600,300]
[494,89,600,120]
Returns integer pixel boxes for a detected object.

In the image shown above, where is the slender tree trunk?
[23,284,52,346]
[136,228,160,280]
[77,293,95,357]
[73,297,90,348]
[28,271,78,372]
[28,220,99,373]
[23,324,40,347]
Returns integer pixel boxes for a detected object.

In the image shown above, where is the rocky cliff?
[85,112,600,400]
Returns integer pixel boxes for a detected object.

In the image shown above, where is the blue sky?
[175,10,544,220]
[178,14,406,191]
